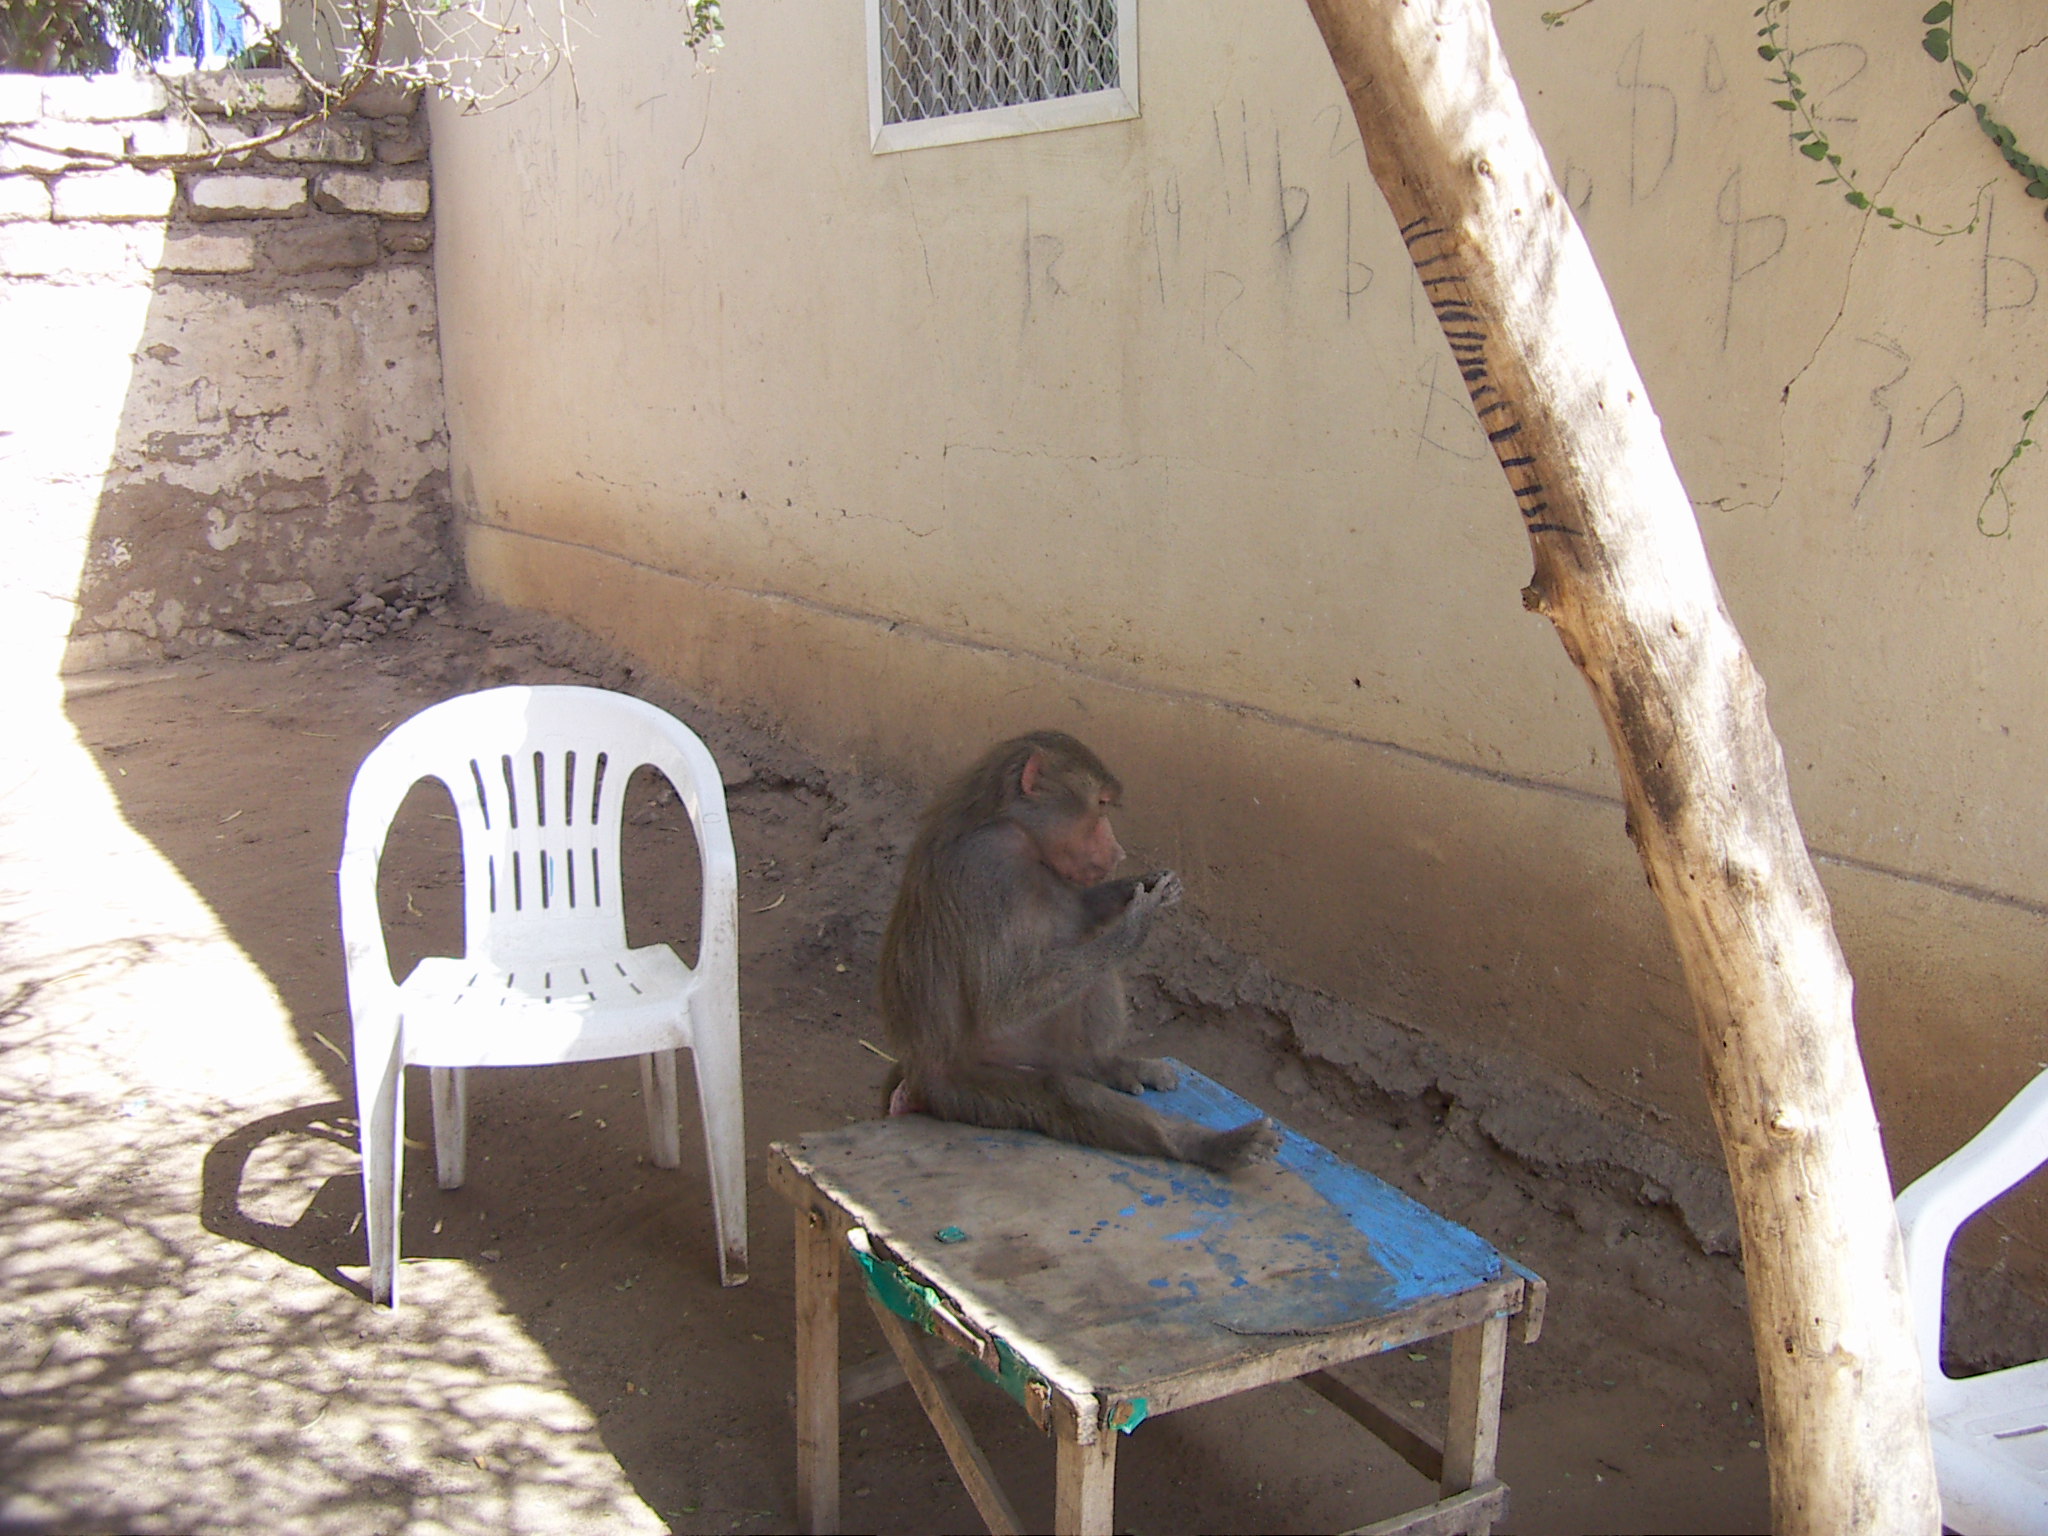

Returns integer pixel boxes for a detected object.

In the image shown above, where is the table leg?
[866,1293,1024,1536]
[795,1207,841,1535]
[1443,1312,1507,1532]
[1053,1395,1117,1536]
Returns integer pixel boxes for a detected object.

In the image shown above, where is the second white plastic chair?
[1896,1067,2048,1534]
[339,684,746,1306]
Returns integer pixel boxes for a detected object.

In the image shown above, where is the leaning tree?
[1299,1,1941,1530]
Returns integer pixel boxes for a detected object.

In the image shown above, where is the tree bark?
[1298,2,1939,1530]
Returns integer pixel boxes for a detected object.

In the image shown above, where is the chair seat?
[1931,1364,2048,1531]
[399,945,696,1068]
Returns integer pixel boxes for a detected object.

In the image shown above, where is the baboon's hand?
[1136,870,1184,911]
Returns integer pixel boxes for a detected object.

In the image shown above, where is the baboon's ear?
[1018,749,1047,798]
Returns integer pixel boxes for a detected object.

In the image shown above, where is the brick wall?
[0,70,451,668]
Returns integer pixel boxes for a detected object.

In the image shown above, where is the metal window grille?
[877,0,1120,127]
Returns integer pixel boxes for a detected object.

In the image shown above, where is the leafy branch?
[1754,0,1978,235]
[0,0,723,170]
[1,0,398,171]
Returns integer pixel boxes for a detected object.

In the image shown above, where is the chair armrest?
[337,749,417,1026]
[648,731,741,991]
[1896,1067,2048,1373]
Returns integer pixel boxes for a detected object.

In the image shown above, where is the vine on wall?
[1548,1,2046,533]
[1920,3,2048,217]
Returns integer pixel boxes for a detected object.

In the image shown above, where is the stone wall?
[0,70,451,668]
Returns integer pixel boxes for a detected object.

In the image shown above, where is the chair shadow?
[202,1099,503,1304]
[200,1102,371,1300]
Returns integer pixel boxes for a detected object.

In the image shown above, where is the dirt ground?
[0,602,1782,1534]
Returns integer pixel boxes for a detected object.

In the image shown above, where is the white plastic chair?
[1896,1068,2048,1534]
[340,685,746,1306]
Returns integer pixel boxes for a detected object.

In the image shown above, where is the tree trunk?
[1298,2,1939,1529]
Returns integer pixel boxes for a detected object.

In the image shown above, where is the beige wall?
[429,0,2048,1237]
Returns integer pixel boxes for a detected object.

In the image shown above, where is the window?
[867,0,1139,154]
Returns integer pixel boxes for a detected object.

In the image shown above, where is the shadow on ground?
[0,611,1782,1534]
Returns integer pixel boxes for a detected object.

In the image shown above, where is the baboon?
[877,730,1279,1173]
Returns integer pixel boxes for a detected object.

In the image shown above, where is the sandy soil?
[0,603,1779,1534]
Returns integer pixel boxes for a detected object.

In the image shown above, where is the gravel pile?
[269,571,454,649]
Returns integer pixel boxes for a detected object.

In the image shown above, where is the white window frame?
[866,0,1140,155]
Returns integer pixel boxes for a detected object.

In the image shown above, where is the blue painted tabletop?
[780,1062,1534,1401]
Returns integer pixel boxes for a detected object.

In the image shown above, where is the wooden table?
[769,1065,1544,1536]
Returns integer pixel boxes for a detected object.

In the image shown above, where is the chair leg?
[357,1036,406,1307]
[431,1066,468,1189]
[690,998,749,1286]
[641,1049,683,1168]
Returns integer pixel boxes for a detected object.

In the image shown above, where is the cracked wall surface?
[430,3,2048,1276]
[0,70,450,668]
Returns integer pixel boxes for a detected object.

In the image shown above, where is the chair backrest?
[341,685,738,984]
[1896,1067,2048,1405]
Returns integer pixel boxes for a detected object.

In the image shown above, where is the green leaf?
[1923,30,1951,61]
[1951,88,1971,104]
[1758,44,1780,60]
[1800,139,1830,159]
[1845,190,1870,209]
[1791,86,1807,100]
[1774,99,1798,111]
[2027,181,2048,200]
[1956,61,1974,83]
[1826,153,1842,166]
[1922,1,1952,22]
[1792,129,1814,141]
[1876,206,1896,218]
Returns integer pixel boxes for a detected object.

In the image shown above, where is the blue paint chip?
[1148,1277,1170,1289]
[1119,1206,1137,1219]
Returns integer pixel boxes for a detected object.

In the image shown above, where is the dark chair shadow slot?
[201,1102,399,1301]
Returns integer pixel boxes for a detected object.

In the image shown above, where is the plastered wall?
[429,1,2048,1254]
